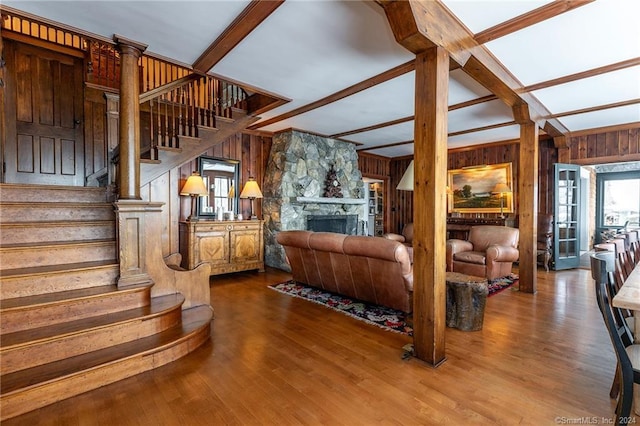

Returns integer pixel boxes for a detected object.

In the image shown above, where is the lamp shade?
[492,183,511,194]
[228,184,235,198]
[396,160,414,191]
[180,172,208,196]
[240,178,263,199]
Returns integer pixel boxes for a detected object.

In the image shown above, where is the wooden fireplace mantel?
[291,197,366,204]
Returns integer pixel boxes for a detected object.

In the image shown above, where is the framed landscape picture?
[448,162,514,214]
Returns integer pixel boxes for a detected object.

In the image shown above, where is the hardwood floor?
[4,266,631,425]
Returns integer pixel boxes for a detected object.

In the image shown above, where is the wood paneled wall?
[561,124,640,165]
[361,140,559,234]
[178,132,272,221]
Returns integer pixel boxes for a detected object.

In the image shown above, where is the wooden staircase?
[0,184,213,421]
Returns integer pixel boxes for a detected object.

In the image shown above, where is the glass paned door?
[554,164,582,270]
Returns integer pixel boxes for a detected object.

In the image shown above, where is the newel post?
[113,35,151,288]
[114,35,146,200]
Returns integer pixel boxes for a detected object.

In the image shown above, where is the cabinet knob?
[226,225,233,231]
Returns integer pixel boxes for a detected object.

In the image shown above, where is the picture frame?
[447,162,514,214]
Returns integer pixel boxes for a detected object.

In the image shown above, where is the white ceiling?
[4,0,640,158]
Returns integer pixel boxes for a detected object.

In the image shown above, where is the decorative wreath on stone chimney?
[323,165,343,198]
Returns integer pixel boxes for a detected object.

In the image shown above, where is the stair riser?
[0,205,114,223]
[0,265,119,301]
[1,289,151,335]
[0,323,211,421]
[0,184,109,203]
[0,243,116,271]
[1,309,182,375]
[0,222,116,245]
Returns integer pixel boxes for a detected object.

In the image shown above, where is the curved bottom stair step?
[0,305,213,421]
[1,293,186,375]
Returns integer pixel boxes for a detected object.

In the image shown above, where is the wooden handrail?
[139,74,200,104]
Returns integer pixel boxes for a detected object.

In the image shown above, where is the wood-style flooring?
[4,266,631,425]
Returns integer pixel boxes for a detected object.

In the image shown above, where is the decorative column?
[412,46,449,367]
[114,35,147,200]
[518,121,539,293]
[113,35,150,288]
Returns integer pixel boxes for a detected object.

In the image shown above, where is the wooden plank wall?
[564,125,640,165]
[178,132,272,220]
[360,140,558,234]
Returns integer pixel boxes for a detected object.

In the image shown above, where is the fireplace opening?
[307,214,358,235]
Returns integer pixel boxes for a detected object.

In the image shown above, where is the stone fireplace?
[263,130,366,270]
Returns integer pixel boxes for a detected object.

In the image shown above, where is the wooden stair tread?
[0,201,113,208]
[0,260,118,279]
[0,220,114,228]
[0,283,147,310]
[0,238,115,250]
[0,305,213,395]
[1,293,185,348]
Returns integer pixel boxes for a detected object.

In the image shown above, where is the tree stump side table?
[445,272,489,331]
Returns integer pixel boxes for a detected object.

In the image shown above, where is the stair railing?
[142,74,248,159]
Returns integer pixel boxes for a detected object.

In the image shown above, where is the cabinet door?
[230,229,261,263]
[195,229,229,266]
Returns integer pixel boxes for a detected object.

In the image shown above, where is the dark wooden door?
[3,40,84,185]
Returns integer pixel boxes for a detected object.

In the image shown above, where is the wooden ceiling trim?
[192,0,284,73]
[522,57,640,92]
[331,116,414,139]
[248,59,416,130]
[473,0,595,45]
[332,94,499,139]
[449,94,498,111]
[448,120,517,137]
[357,140,413,152]
[549,98,640,119]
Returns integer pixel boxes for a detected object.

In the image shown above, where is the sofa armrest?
[445,239,474,271]
[382,233,406,243]
[486,245,520,262]
[446,239,473,254]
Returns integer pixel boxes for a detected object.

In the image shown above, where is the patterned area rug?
[269,280,413,335]
[488,274,519,295]
[269,275,518,337]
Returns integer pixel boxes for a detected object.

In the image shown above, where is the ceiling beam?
[474,0,595,45]
[248,59,416,130]
[549,98,640,119]
[521,57,640,92]
[192,0,284,73]
[332,94,498,139]
[380,0,569,134]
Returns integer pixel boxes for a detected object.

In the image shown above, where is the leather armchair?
[446,225,519,281]
[382,223,413,246]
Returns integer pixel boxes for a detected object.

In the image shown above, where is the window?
[597,170,640,229]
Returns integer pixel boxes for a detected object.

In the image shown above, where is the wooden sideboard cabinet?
[179,220,265,276]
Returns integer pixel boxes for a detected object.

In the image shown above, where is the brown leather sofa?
[446,225,519,281]
[276,230,413,313]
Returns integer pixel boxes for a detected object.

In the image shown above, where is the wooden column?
[412,46,449,366]
[114,35,147,200]
[518,121,539,293]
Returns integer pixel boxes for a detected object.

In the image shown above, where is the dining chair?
[590,252,639,425]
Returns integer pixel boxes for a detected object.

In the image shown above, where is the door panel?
[554,163,582,270]
[4,40,84,185]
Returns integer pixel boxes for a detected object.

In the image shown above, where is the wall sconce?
[240,177,263,220]
[180,171,208,221]
[492,182,512,219]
